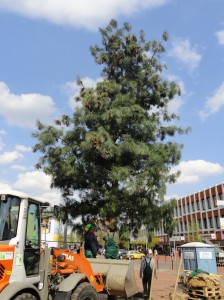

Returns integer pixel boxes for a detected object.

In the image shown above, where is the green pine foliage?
[32,20,190,231]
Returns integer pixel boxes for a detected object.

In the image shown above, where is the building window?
[207,198,211,209]
[187,203,190,213]
[203,218,207,229]
[198,219,202,229]
[197,201,200,210]
[191,202,195,212]
[180,222,183,232]
[215,216,220,229]
[209,217,213,228]
[202,200,205,210]
[183,205,185,214]
[179,206,182,215]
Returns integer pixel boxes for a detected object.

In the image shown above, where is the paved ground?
[99,255,224,299]
[133,255,185,299]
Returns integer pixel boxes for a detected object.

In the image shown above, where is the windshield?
[0,195,20,241]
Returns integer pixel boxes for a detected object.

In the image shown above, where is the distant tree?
[188,219,201,242]
[32,20,190,231]
[119,223,131,249]
[161,199,178,238]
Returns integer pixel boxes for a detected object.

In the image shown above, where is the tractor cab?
[0,194,20,242]
[0,191,42,285]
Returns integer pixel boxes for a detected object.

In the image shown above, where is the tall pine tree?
[33,20,190,230]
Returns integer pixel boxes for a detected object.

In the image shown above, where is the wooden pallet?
[188,286,222,299]
[188,296,222,300]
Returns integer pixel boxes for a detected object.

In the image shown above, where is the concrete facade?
[155,182,224,246]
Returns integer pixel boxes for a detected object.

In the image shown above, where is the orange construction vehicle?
[0,190,138,300]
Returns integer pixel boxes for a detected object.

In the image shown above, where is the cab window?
[26,202,40,247]
[0,196,20,241]
[24,201,40,276]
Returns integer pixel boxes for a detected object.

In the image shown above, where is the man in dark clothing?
[140,249,157,298]
[84,224,99,258]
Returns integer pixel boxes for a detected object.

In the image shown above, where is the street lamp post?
[174,238,176,261]
[63,220,68,248]
[146,228,148,249]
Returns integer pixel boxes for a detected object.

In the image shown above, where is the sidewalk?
[133,255,224,299]
[98,255,224,299]
[134,255,182,299]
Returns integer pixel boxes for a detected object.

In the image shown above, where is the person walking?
[140,249,157,298]
[84,224,99,258]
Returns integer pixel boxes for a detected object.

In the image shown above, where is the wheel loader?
[0,190,138,300]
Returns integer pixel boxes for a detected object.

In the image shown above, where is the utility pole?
[63,220,68,248]
[62,191,73,249]
[145,227,148,249]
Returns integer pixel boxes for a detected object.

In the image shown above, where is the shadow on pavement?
[99,292,144,300]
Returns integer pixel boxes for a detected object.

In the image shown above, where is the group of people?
[83,223,119,259]
[83,223,157,298]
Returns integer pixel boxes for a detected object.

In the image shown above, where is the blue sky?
[0,0,224,204]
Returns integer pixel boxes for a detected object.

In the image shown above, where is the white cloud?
[0,82,56,128]
[14,170,51,192]
[0,151,24,164]
[168,38,201,71]
[199,82,224,120]
[0,141,5,151]
[0,130,6,135]
[40,191,62,205]
[0,0,169,30]
[0,181,12,190]
[63,77,102,110]
[0,144,31,166]
[215,30,224,45]
[11,165,29,171]
[14,170,62,204]
[0,130,6,150]
[15,144,32,152]
[164,194,179,201]
[171,160,224,184]
[168,96,184,114]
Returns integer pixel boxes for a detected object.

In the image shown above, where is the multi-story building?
[155,182,224,247]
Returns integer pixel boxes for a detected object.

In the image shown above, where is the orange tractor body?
[0,190,138,300]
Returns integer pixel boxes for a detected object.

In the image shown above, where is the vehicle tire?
[131,256,134,260]
[13,293,37,300]
[71,282,98,300]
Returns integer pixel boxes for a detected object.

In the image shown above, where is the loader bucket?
[88,258,139,298]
